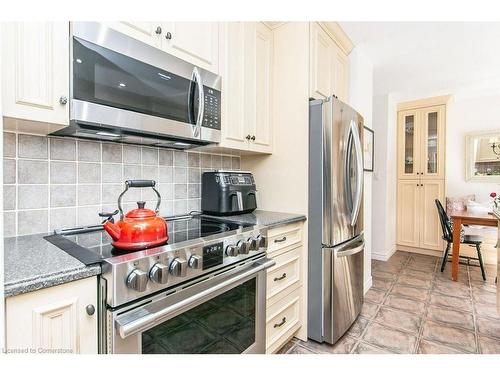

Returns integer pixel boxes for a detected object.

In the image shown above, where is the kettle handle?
[118,180,161,219]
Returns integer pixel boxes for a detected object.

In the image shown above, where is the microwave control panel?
[202,88,221,130]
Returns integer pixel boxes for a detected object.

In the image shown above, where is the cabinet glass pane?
[404,115,415,174]
[427,112,438,174]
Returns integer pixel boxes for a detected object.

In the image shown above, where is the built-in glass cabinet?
[397,105,445,180]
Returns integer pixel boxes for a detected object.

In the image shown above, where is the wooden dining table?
[448,209,498,281]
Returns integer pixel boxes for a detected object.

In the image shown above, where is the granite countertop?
[4,210,304,297]
[205,210,306,229]
[4,234,101,298]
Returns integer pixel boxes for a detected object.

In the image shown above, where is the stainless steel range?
[46,214,274,354]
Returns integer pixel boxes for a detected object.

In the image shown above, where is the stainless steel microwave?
[52,22,221,149]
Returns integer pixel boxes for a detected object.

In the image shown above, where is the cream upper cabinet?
[245,22,273,153]
[219,22,247,150]
[219,22,273,154]
[104,22,163,48]
[1,22,69,127]
[310,22,349,102]
[6,277,98,354]
[397,109,421,179]
[162,22,219,74]
[420,105,445,179]
[397,105,445,180]
[310,23,332,99]
[105,22,219,74]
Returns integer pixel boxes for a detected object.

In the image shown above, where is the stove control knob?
[238,240,250,255]
[126,269,148,292]
[188,255,202,269]
[257,234,267,248]
[225,244,239,257]
[169,257,187,277]
[149,263,169,284]
[247,237,258,251]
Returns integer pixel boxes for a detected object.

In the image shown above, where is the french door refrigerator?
[308,96,365,344]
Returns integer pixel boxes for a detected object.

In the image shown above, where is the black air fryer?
[201,171,257,215]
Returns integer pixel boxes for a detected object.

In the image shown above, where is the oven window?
[142,279,256,354]
[72,37,199,124]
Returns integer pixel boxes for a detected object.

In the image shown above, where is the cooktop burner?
[45,215,251,263]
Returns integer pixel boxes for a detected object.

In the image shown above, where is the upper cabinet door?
[1,22,69,127]
[219,22,247,149]
[162,22,219,74]
[104,22,163,48]
[397,109,421,179]
[331,42,349,102]
[246,22,273,153]
[310,23,332,99]
[420,105,445,179]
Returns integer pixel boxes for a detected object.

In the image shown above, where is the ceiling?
[340,22,500,97]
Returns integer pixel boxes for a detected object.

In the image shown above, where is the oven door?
[108,257,274,354]
[70,22,221,144]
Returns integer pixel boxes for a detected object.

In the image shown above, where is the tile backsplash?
[3,132,240,237]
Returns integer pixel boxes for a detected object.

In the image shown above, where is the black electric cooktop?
[45,215,251,264]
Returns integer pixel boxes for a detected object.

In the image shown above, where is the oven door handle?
[116,258,276,339]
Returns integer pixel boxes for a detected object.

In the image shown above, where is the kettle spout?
[103,221,121,241]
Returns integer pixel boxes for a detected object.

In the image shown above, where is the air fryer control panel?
[216,173,255,186]
[202,87,221,130]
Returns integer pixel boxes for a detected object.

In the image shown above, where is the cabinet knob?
[251,135,256,141]
[155,26,162,35]
[165,32,172,40]
[85,304,95,316]
[246,134,251,140]
[59,96,68,105]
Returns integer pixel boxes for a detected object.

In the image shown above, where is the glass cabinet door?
[398,109,420,178]
[420,105,445,179]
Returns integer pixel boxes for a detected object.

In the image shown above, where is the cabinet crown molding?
[397,95,452,111]
[264,21,354,55]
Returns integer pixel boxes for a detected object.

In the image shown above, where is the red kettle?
[100,180,168,251]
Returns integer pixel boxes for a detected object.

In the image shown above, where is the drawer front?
[268,222,303,256]
[267,246,301,303]
[265,288,301,352]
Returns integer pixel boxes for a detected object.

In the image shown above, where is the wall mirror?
[465,130,500,181]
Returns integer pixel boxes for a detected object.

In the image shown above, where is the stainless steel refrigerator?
[308,96,365,344]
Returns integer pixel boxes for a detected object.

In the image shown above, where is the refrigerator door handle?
[336,240,364,257]
[349,120,364,227]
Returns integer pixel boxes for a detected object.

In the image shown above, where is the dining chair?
[435,199,486,280]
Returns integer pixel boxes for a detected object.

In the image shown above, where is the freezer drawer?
[322,236,364,344]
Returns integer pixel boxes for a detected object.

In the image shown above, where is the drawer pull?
[274,236,287,243]
[274,317,287,328]
[274,273,287,282]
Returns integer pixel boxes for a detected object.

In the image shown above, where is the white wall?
[371,93,398,261]
[446,92,500,201]
[348,46,374,292]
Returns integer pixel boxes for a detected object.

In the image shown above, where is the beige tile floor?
[280,251,500,354]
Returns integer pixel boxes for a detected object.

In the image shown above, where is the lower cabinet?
[397,179,445,251]
[265,221,305,353]
[6,277,98,354]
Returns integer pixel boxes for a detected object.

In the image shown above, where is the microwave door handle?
[349,120,364,227]
[192,67,204,138]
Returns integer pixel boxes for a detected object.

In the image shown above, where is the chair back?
[435,199,452,242]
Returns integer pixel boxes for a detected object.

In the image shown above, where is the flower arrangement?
[491,192,500,209]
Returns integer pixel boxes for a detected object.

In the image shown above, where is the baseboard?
[364,276,373,294]
[371,247,396,261]
[396,245,442,257]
